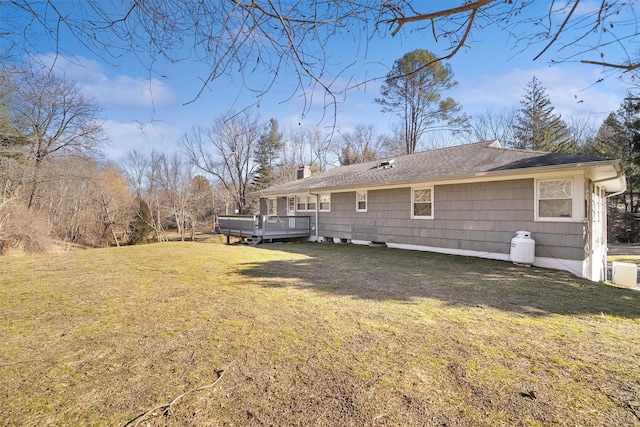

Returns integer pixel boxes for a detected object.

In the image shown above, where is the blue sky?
[5,1,637,160]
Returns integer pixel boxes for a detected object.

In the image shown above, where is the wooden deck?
[218,215,311,243]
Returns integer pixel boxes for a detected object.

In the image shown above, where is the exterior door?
[589,184,606,281]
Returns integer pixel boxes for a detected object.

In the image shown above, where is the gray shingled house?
[219,140,626,281]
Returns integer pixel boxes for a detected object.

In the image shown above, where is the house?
[220,140,626,281]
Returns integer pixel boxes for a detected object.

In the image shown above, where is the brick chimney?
[297,165,311,180]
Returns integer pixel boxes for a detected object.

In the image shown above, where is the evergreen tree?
[128,198,155,245]
[513,76,573,152]
[253,118,283,189]
[0,76,29,161]
[0,105,28,160]
[589,98,640,242]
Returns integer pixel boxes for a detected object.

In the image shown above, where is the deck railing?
[262,215,310,237]
[218,215,310,238]
[218,215,258,236]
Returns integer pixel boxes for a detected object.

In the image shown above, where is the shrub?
[0,199,52,255]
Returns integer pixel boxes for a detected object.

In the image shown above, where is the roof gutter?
[591,163,627,198]
[594,162,626,198]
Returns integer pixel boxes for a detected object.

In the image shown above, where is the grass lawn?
[1,240,640,426]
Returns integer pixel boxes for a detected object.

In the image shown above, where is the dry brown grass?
[1,241,640,426]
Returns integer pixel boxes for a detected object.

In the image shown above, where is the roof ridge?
[374,140,499,163]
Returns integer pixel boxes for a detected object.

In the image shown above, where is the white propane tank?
[510,231,535,266]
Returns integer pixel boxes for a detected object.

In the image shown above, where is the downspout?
[605,188,626,199]
[602,167,626,279]
[309,191,319,242]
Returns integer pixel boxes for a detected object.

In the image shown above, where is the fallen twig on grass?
[596,385,640,423]
[122,362,233,427]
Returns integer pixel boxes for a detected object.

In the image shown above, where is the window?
[295,195,317,211]
[266,198,277,215]
[288,196,295,213]
[297,196,306,211]
[412,187,433,219]
[356,191,367,212]
[319,194,331,211]
[592,186,603,223]
[538,179,572,218]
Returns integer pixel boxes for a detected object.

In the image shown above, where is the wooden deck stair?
[241,236,263,246]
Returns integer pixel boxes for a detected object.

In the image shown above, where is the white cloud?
[85,74,176,107]
[101,120,181,160]
[457,65,624,121]
[33,54,177,107]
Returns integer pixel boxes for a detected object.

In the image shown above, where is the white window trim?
[287,196,295,213]
[318,194,331,212]
[356,191,367,212]
[295,194,317,212]
[535,176,584,222]
[411,186,434,219]
[296,195,305,211]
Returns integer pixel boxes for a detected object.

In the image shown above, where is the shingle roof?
[259,140,623,195]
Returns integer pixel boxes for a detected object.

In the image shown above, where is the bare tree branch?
[2,1,638,119]
[533,0,581,61]
[388,0,494,37]
[580,60,640,72]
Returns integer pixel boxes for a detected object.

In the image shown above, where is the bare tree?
[119,149,167,242]
[304,129,332,172]
[467,107,519,146]
[156,152,192,241]
[275,127,334,182]
[15,156,132,248]
[180,112,261,214]
[187,175,214,239]
[6,63,106,208]
[120,149,149,199]
[565,114,598,152]
[90,162,134,247]
[333,124,390,165]
[3,1,636,115]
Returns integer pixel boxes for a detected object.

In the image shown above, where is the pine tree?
[0,101,29,161]
[253,118,283,189]
[513,76,573,152]
[590,98,640,242]
[375,49,466,154]
[128,198,155,245]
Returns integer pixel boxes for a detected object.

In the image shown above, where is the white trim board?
[384,243,586,280]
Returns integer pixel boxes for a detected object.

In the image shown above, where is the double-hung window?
[296,195,317,211]
[319,194,331,212]
[537,179,572,219]
[356,191,367,212]
[412,187,433,219]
